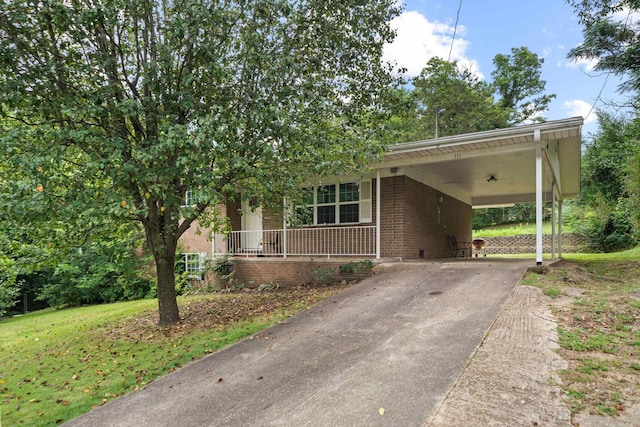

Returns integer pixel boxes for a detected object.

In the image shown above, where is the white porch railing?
[213,226,376,258]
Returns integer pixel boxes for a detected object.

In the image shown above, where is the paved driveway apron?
[67,259,530,427]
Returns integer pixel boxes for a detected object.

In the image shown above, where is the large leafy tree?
[0,0,399,325]
[567,0,640,246]
[411,57,508,139]
[581,113,638,204]
[491,47,556,124]
[576,113,639,251]
[568,0,640,96]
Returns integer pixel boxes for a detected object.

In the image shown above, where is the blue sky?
[382,0,628,136]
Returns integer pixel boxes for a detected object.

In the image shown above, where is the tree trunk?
[155,252,180,326]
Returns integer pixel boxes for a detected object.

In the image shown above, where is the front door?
[241,198,262,251]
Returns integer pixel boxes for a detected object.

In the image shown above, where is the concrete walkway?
[67,259,532,427]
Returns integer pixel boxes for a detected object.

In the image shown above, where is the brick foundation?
[212,257,374,288]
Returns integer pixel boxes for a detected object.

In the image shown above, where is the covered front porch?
[209,117,583,264]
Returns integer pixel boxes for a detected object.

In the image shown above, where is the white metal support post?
[551,184,556,261]
[535,129,543,265]
[558,200,563,259]
[376,169,381,260]
[282,197,288,258]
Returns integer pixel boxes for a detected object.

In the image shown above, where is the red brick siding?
[377,175,472,259]
[224,258,373,288]
[261,207,283,230]
[180,176,472,260]
[227,198,242,231]
[378,176,405,257]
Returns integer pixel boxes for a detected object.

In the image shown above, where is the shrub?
[0,257,20,316]
[37,239,154,308]
[578,196,636,252]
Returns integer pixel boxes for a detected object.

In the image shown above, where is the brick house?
[180,117,583,285]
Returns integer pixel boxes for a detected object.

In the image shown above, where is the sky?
[382,0,628,137]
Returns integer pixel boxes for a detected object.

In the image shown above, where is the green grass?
[0,288,340,426]
[472,221,575,237]
[563,246,640,262]
[521,246,640,416]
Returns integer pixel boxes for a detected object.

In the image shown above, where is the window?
[184,253,206,279]
[183,189,200,207]
[295,180,371,225]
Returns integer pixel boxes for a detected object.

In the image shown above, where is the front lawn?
[0,284,349,426]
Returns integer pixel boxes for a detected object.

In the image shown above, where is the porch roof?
[377,117,583,207]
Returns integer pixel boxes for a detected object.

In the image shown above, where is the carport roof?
[380,117,583,207]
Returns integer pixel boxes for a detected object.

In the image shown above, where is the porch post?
[558,200,563,259]
[376,168,381,260]
[282,197,288,258]
[551,184,556,261]
[535,129,543,265]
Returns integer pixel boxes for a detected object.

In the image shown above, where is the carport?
[377,116,583,264]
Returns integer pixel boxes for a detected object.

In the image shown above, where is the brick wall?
[377,175,472,259]
[181,175,473,261]
[215,257,373,288]
[477,234,589,254]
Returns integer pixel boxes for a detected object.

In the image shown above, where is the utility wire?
[447,0,463,61]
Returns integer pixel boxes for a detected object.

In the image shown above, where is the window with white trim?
[296,180,371,225]
[182,189,200,207]
[184,253,206,279]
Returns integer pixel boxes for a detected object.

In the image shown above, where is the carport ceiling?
[381,117,583,207]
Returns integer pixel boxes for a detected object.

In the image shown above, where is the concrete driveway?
[66,259,531,427]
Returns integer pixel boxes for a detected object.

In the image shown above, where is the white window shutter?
[359,179,372,223]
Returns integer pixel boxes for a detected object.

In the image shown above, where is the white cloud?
[565,55,599,73]
[564,99,597,123]
[611,7,640,24]
[383,10,482,78]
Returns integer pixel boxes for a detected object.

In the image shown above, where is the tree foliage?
[581,113,638,204]
[568,0,640,96]
[492,47,556,124]
[566,0,640,250]
[386,47,554,144]
[0,256,20,316]
[411,57,508,139]
[36,228,155,308]
[0,0,400,325]
[575,113,639,251]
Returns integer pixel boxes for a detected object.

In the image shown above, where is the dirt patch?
[103,282,353,343]
[529,260,640,424]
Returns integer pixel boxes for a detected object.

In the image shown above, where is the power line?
[447,0,463,61]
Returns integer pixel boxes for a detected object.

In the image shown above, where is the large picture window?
[296,180,370,225]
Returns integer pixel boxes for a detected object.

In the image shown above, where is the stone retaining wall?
[476,233,589,254]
